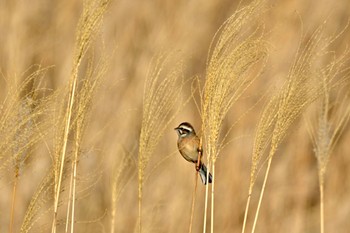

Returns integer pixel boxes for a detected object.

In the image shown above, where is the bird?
[174,122,212,185]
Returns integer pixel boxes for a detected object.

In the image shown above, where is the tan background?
[0,0,350,232]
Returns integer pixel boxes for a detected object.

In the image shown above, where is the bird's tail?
[199,163,212,185]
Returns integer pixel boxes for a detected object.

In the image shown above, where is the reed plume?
[51,0,110,232]
[309,37,350,233]
[0,68,53,233]
[244,22,350,233]
[137,53,184,232]
[199,1,268,232]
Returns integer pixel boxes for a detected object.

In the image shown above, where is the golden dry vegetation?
[1,0,350,233]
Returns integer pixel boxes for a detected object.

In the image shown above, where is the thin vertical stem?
[189,172,199,233]
[203,159,210,233]
[64,128,80,233]
[65,167,74,233]
[70,123,80,233]
[138,174,142,233]
[241,187,253,233]
[51,72,78,233]
[319,180,324,233]
[70,145,79,233]
[251,157,272,233]
[210,164,215,233]
[9,167,19,233]
[110,177,117,233]
[189,141,201,233]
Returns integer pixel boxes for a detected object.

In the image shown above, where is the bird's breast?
[177,137,200,163]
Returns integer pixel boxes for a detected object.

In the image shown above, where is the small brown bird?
[174,122,212,185]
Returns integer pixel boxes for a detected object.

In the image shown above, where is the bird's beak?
[174,127,178,130]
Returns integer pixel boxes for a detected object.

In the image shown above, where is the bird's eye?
[182,129,190,135]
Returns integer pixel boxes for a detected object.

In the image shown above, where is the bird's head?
[174,122,196,138]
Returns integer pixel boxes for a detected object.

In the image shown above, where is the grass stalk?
[70,131,79,233]
[251,157,272,233]
[63,147,79,233]
[189,144,202,233]
[138,182,142,233]
[68,108,85,233]
[241,187,252,233]
[210,164,215,233]
[319,179,324,233]
[65,166,74,232]
[202,161,210,233]
[65,132,82,233]
[51,75,78,233]
[9,166,19,233]
[189,172,199,233]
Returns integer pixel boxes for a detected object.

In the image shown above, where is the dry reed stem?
[65,161,74,233]
[69,125,79,233]
[189,141,202,233]
[319,182,325,233]
[203,158,211,233]
[199,1,268,231]
[51,54,76,233]
[242,94,279,233]
[210,164,215,233]
[189,170,199,233]
[9,166,19,233]
[137,53,184,233]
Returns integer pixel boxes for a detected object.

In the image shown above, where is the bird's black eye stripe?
[180,128,190,134]
[179,125,192,132]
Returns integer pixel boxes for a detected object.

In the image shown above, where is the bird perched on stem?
[174,122,212,185]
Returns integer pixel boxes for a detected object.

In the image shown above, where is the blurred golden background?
[0,0,350,232]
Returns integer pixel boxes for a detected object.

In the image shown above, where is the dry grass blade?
[199,1,268,232]
[137,53,184,233]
